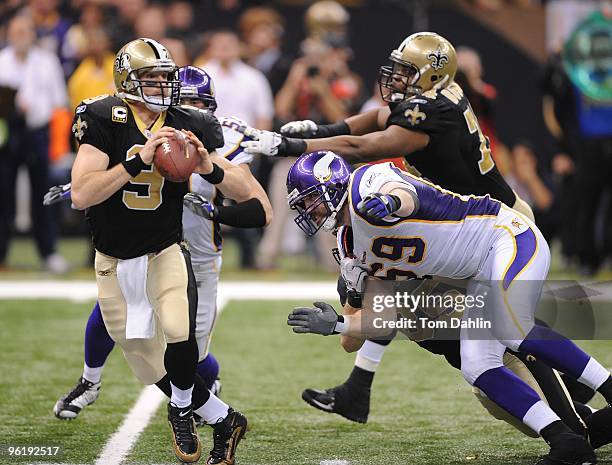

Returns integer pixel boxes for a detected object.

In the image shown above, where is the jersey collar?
[124,100,167,138]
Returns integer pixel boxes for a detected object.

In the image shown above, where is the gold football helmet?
[305,0,349,41]
[113,38,180,112]
[379,32,457,102]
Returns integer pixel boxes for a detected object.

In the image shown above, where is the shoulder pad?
[75,94,124,120]
[220,116,252,140]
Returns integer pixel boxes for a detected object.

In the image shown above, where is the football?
[153,130,199,182]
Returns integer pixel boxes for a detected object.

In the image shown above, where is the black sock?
[597,376,612,404]
[574,402,594,422]
[155,374,172,397]
[346,366,374,389]
[164,336,198,390]
[541,420,573,444]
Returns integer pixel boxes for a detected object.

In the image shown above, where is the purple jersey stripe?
[503,227,537,290]
[390,167,501,222]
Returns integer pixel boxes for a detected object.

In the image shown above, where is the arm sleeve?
[215,198,267,228]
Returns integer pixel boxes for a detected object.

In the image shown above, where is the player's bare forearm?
[71,143,133,210]
[304,125,428,163]
[209,154,254,202]
[346,107,389,135]
[340,303,365,352]
[381,182,417,217]
[239,164,273,226]
[304,135,391,163]
[71,163,132,210]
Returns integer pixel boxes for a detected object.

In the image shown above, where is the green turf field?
[2,298,612,465]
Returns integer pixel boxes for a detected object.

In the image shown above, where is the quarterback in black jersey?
[70,38,248,464]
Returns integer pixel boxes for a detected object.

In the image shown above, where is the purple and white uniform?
[182,116,254,359]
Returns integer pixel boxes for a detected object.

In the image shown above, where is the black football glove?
[183,192,218,220]
[287,301,340,336]
[43,183,72,206]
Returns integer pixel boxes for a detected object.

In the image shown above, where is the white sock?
[194,392,229,424]
[355,340,388,373]
[82,363,103,384]
[523,400,561,434]
[578,358,610,390]
[170,383,193,408]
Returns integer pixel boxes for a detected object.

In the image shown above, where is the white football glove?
[280,120,317,137]
[240,128,283,157]
[340,256,368,301]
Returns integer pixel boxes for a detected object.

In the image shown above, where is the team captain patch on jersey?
[385,82,515,207]
[72,94,224,259]
[182,116,255,264]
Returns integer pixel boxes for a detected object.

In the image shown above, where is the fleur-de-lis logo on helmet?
[427,45,449,71]
[115,52,131,73]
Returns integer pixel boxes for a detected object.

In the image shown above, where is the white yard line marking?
[0,281,338,301]
[94,297,233,465]
[6,281,337,465]
[93,385,165,465]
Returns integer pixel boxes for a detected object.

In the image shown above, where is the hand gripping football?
[153,130,199,182]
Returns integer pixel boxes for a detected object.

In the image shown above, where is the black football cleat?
[586,406,612,449]
[302,382,370,423]
[53,377,101,419]
[534,432,597,465]
[206,408,247,465]
[168,402,201,463]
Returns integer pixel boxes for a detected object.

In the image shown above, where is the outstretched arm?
[241,124,429,164]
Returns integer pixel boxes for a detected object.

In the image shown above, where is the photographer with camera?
[256,1,363,271]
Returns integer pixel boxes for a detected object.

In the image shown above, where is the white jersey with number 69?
[349,163,515,280]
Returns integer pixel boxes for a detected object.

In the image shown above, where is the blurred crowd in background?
[0,0,610,276]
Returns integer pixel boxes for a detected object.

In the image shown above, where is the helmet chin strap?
[138,88,171,112]
[322,188,349,232]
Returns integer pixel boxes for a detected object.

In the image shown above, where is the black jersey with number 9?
[71,95,224,259]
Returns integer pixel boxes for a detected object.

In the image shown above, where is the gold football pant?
[95,243,196,384]
[512,190,534,222]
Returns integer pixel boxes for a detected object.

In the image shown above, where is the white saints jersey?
[182,117,254,265]
[349,163,506,280]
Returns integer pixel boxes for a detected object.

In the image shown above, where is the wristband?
[313,121,351,138]
[199,163,224,184]
[278,137,307,156]
[121,153,148,177]
[388,194,402,213]
[334,315,348,335]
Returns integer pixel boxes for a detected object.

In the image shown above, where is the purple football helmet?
[287,151,353,236]
[178,66,217,112]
